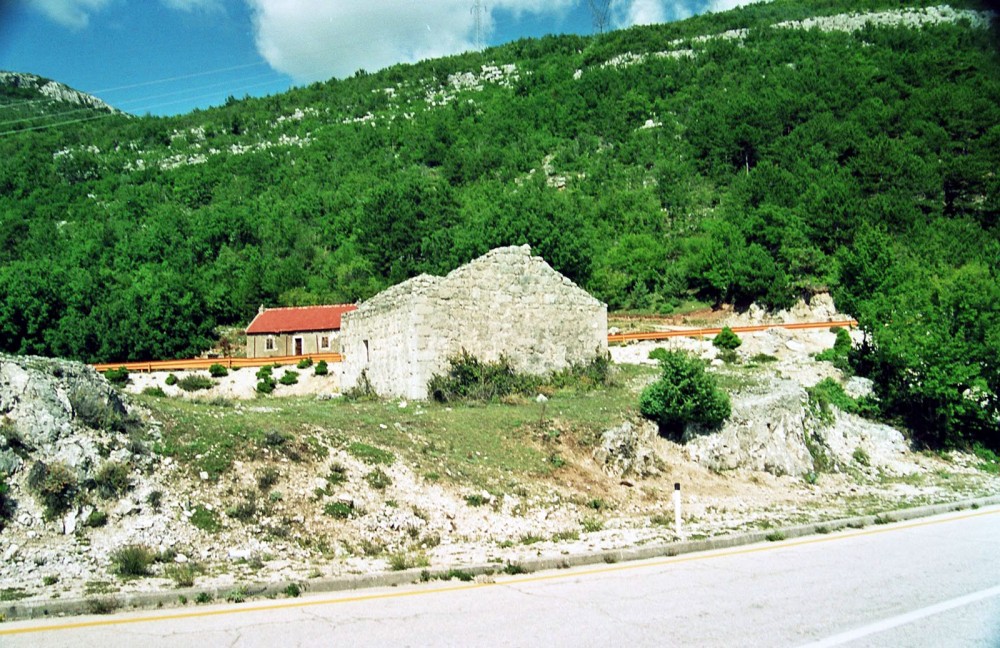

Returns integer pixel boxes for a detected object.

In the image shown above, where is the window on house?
[319,335,330,350]
[265,336,275,351]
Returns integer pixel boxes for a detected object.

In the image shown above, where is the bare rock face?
[0,353,152,539]
[814,410,913,475]
[0,355,132,477]
[593,419,662,478]
[683,380,815,477]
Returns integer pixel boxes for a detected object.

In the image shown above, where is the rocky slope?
[0,72,120,114]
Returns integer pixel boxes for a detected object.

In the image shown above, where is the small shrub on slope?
[639,350,730,438]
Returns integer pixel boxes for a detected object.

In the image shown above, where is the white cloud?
[31,0,112,29]
[614,0,771,29]
[620,0,667,27]
[709,0,765,12]
[246,0,575,83]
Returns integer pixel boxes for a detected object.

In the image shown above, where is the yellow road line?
[3,507,996,636]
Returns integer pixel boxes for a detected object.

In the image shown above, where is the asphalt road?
[4,507,999,647]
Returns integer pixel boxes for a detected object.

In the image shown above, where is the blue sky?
[0,1,759,116]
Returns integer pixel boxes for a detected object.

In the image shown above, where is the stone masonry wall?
[339,275,440,399]
[340,246,607,400]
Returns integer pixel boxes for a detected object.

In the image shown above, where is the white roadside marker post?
[673,483,682,539]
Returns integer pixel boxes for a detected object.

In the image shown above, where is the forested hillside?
[0,0,997,447]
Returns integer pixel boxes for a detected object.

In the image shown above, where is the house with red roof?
[245,304,357,358]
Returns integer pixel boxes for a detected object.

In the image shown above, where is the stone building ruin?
[339,245,608,399]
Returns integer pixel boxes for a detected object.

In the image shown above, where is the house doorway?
[293,337,304,356]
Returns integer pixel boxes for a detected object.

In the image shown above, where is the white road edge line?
[798,584,1000,647]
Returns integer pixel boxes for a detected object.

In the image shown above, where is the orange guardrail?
[93,353,343,373]
[607,320,858,344]
[92,320,857,372]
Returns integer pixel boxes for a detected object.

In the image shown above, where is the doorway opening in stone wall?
[293,337,303,356]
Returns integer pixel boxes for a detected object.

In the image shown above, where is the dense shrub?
[428,350,538,403]
[639,350,731,438]
[547,351,615,389]
[165,374,178,386]
[712,326,742,351]
[0,475,15,531]
[208,363,228,378]
[103,367,129,385]
[297,358,313,369]
[177,374,214,392]
[648,348,669,362]
[94,461,130,499]
[807,377,858,421]
[256,376,276,394]
[342,370,378,401]
[142,386,167,397]
[70,389,139,433]
[279,370,299,386]
[816,327,853,372]
[110,544,154,578]
[28,461,78,519]
[314,360,329,376]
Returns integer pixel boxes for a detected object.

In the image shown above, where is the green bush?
[165,374,178,386]
[28,461,78,519]
[85,509,108,528]
[0,475,15,531]
[70,389,139,433]
[364,468,392,490]
[94,461,130,499]
[314,360,329,376]
[256,467,280,491]
[177,374,214,392]
[226,491,258,522]
[712,326,742,351]
[428,350,538,402]
[815,328,853,372]
[324,501,353,519]
[142,386,167,397]
[279,370,299,386]
[297,358,313,369]
[648,348,670,362]
[256,377,276,394]
[255,365,273,380]
[639,350,731,438]
[103,367,129,385]
[208,363,229,378]
[807,378,857,421]
[547,351,615,389]
[110,544,154,578]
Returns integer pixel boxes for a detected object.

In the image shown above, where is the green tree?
[639,350,731,438]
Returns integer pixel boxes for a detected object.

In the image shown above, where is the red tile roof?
[246,304,357,335]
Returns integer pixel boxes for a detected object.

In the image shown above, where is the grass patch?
[190,505,221,533]
[388,551,430,571]
[324,501,353,519]
[0,587,30,601]
[364,468,392,490]
[177,374,214,392]
[110,544,155,578]
[85,597,121,615]
[347,442,394,465]
[764,531,786,542]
